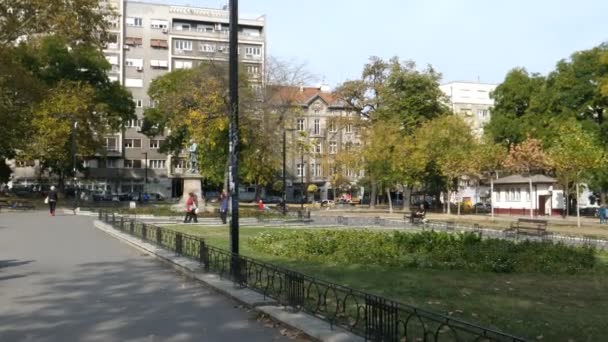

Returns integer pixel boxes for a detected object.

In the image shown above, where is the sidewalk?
[0,212,300,342]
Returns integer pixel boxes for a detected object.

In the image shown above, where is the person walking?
[599,205,606,224]
[47,186,58,216]
[183,192,198,223]
[219,191,228,224]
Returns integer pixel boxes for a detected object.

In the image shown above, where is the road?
[0,211,293,342]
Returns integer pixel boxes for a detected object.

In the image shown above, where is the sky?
[140,0,608,87]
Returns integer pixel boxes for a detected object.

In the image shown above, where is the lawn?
[171,224,608,341]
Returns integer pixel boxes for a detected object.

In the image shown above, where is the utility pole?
[301,145,304,211]
[228,0,240,265]
[282,128,287,215]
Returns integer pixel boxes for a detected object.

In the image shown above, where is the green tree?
[413,115,476,215]
[0,0,115,47]
[549,123,604,226]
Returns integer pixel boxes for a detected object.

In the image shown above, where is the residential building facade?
[9,1,266,197]
[439,81,497,137]
[278,86,364,202]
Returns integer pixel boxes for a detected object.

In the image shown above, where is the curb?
[94,220,362,342]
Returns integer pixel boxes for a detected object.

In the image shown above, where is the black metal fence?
[98,210,526,342]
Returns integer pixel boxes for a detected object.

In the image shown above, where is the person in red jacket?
[184,192,198,223]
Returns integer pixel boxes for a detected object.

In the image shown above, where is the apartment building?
[277,85,363,202]
[6,1,266,196]
[439,81,497,137]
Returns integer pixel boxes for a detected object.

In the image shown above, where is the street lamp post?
[71,120,78,212]
[228,0,240,279]
[301,145,304,211]
[282,127,296,216]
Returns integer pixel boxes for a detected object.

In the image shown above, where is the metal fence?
[98,210,526,342]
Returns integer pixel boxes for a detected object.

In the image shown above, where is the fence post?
[141,223,147,240]
[120,216,124,230]
[200,240,210,271]
[156,227,162,245]
[130,219,135,234]
[365,294,399,341]
[98,210,102,220]
[175,233,183,255]
[284,271,304,309]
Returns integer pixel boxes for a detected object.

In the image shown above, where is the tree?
[485,68,546,146]
[549,123,604,227]
[413,115,476,215]
[335,56,448,208]
[0,0,115,48]
[503,137,551,218]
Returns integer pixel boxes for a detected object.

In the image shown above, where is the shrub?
[248,230,597,274]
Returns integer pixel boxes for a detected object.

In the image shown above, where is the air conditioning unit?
[136,66,143,71]
[123,45,130,50]
[162,28,168,34]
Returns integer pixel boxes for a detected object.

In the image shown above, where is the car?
[473,202,491,212]
[263,196,283,204]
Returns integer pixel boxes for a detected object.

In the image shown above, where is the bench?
[404,211,426,225]
[508,218,548,236]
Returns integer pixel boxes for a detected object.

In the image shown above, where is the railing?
[98,210,526,342]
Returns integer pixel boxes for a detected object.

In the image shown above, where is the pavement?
[0,211,299,342]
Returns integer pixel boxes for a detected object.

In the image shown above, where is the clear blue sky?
[143,0,608,86]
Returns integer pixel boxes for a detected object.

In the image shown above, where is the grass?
[170,224,608,341]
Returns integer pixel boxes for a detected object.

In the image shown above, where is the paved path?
[0,211,293,342]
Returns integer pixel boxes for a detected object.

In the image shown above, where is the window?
[510,188,515,201]
[150,39,168,49]
[134,99,143,108]
[124,138,142,148]
[344,142,353,151]
[174,60,193,69]
[149,139,163,149]
[150,19,168,29]
[149,99,158,108]
[246,65,259,74]
[217,45,229,54]
[125,78,143,88]
[297,164,305,177]
[314,142,322,153]
[173,23,191,31]
[313,119,320,135]
[525,189,530,201]
[197,25,214,32]
[105,159,118,168]
[126,17,143,27]
[175,39,192,51]
[124,37,143,47]
[347,169,355,177]
[329,141,337,154]
[105,137,117,151]
[329,121,337,132]
[149,160,166,169]
[105,55,119,65]
[175,159,187,169]
[124,159,142,168]
[125,58,144,68]
[297,119,305,131]
[199,44,215,52]
[125,119,143,128]
[311,163,321,177]
[150,59,168,68]
[346,123,353,133]
[516,188,521,201]
[477,109,489,117]
[244,46,262,56]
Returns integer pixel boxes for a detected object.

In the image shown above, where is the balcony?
[171,26,264,42]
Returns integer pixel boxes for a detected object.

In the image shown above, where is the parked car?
[128,192,166,202]
[263,196,283,204]
[473,202,491,212]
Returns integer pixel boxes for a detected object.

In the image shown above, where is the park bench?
[507,218,548,236]
[404,209,426,225]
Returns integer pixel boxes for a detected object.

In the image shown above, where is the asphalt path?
[0,211,292,342]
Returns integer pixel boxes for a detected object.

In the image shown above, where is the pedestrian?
[183,192,198,223]
[599,205,606,224]
[46,186,58,216]
[258,199,265,211]
[219,191,228,224]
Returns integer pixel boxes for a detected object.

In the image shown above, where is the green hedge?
[248,230,596,274]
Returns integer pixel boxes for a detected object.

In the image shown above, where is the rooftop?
[493,174,557,185]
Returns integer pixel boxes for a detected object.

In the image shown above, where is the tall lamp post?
[300,145,305,211]
[282,127,297,215]
[228,0,240,277]
[71,120,78,212]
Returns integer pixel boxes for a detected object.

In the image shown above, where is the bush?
[248,230,597,274]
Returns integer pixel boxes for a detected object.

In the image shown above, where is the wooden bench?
[508,218,548,236]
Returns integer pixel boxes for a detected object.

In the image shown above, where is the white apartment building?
[9,1,266,197]
[439,81,497,137]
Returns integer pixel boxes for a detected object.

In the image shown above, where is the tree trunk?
[386,187,393,214]
[529,177,534,218]
[446,189,451,215]
[370,177,377,209]
[601,192,607,206]
[490,177,495,221]
[576,182,581,228]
